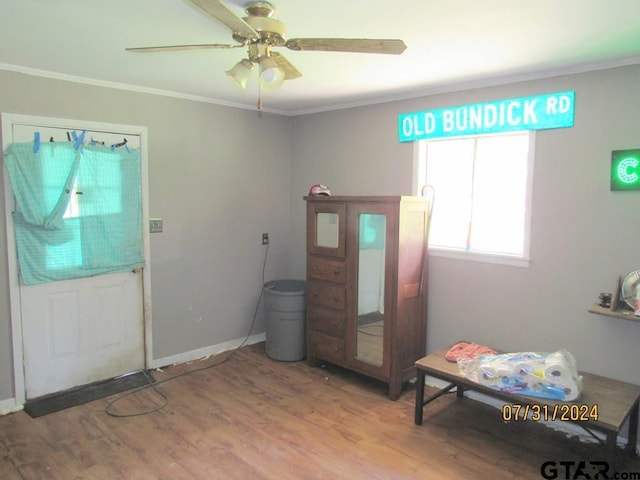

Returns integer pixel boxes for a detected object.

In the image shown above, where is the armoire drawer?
[307,306,345,337]
[308,332,344,364]
[307,281,346,310]
[307,256,346,284]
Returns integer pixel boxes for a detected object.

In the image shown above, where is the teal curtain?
[3,140,144,284]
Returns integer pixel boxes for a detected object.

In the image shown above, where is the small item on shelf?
[611,275,621,311]
[621,270,640,309]
[598,292,612,309]
[588,276,640,321]
[635,285,640,316]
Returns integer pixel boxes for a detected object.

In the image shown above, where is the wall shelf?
[588,303,640,323]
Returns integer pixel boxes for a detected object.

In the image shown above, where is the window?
[415,132,534,267]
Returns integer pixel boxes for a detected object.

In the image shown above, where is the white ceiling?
[1,0,640,115]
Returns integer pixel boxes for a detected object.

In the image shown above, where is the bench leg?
[415,378,460,426]
[626,398,639,457]
[415,370,425,425]
[605,431,619,473]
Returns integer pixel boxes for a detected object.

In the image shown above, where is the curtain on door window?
[3,140,144,284]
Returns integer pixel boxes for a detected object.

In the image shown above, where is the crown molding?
[2,56,640,117]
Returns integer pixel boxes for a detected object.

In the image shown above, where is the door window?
[4,139,144,284]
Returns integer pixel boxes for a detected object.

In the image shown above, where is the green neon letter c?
[618,157,640,184]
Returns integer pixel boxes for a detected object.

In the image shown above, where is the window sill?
[428,247,530,268]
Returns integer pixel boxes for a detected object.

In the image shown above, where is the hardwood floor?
[1,342,639,479]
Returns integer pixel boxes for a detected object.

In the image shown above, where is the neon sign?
[611,149,640,191]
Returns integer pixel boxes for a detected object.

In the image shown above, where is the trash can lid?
[263,279,306,294]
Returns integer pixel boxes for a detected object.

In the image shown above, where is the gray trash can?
[263,279,306,361]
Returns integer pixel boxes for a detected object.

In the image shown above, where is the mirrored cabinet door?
[346,202,395,378]
[316,213,339,248]
[355,213,387,366]
[307,201,346,258]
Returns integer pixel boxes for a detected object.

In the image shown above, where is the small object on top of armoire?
[304,195,431,400]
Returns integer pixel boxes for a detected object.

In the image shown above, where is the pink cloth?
[445,341,497,362]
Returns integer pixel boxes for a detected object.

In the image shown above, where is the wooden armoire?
[304,195,431,400]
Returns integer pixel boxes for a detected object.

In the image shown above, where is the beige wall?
[289,64,640,385]
[2,63,640,405]
[0,70,293,401]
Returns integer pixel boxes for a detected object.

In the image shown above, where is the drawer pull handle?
[312,266,318,271]
[333,269,340,275]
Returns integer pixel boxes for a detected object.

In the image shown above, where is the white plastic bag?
[457,349,583,401]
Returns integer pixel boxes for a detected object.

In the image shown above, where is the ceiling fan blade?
[271,52,302,80]
[189,0,257,39]
[285,38,407,55]
[126,43,243,53]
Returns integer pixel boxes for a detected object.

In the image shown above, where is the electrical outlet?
[262,233,269,245]
[149,218,163,233]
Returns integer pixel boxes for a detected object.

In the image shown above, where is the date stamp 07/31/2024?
[501,403,599,422]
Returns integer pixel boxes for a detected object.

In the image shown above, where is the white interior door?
[20,270,144,398]
[7,123,146,399]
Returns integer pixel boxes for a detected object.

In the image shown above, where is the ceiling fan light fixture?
[258,57,284,90]
[127,0,408,98]
[225,58,254,89]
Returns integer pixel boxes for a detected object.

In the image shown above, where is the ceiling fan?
[126,0,407,94]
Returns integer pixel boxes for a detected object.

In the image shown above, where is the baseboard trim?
[148,333,266,370]
[0,398,24,416]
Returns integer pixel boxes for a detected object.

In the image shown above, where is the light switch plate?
[149,218,163,233]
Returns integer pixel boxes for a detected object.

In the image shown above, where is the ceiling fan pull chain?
[257,82,263,111]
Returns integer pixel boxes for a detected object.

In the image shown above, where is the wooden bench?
[414,348,640,471]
